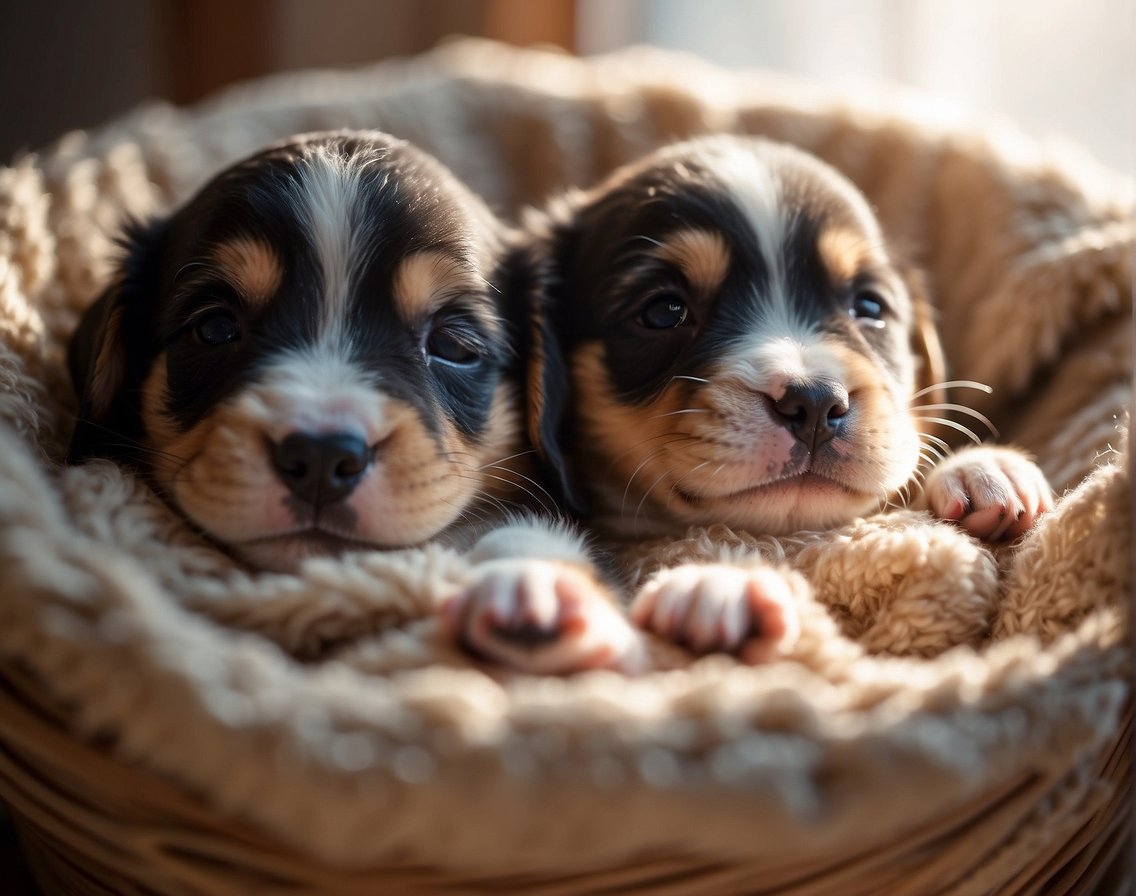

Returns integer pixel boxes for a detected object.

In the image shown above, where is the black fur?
[67,218,168,463]
[526,136,943,522]
[67,131,520,468]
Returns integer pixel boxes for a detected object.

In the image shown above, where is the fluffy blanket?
[0,39,1130,894]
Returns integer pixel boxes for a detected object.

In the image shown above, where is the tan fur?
[139,355,524,567]
[153,377,518,558]
[2,41,1128,892]
[657,229,730,295]
[817,226,880,286]
[572,330,922,536]
[393,250,487,323]
[211,238,283,308]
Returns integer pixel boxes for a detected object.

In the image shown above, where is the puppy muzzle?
[767,378,849,451]
[270,430,375,506]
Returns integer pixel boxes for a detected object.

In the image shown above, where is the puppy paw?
[443,559,643,675]
[630,564,800,664]
[925,447,1054,541]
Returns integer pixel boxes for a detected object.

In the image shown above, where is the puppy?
[528,135,1053,660]
[68,130,640,673]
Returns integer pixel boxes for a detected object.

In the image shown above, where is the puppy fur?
[69,130,644,673]
[528,135,1053,660]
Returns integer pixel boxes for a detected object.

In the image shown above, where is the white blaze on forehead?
[699,142,832,351]
[705,144,790,297]
[293,150,373,345]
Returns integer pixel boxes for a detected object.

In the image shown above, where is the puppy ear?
[500,220,583,515]
[67,219,167,464]
[901,264,948,406]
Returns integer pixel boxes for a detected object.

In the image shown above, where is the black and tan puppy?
[528,135,1053,659]
[68,130,640,673]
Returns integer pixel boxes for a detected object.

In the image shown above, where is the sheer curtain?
[578,0,1134,173]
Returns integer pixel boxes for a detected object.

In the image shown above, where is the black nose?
[270,432,372,505]
[771,380,849,449]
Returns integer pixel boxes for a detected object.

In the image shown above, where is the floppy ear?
[67,219,167,464]
[500,220,584,516]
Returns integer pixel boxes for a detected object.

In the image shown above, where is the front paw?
[925,447,1054,541]
[630,564,800,664]
[443,559,642,675]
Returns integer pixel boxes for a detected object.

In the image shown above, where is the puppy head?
[533,135,945,536]
[69,130,524,570]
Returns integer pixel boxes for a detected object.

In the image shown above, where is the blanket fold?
[0,38,1129,894]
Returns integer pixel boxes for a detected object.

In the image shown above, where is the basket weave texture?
[0,39,1131,895]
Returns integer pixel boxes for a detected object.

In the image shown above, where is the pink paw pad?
[630,564,800,664]
[444,560,642,674]
[926,447,1054,541]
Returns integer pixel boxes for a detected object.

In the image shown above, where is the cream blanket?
[0,39,1131,894]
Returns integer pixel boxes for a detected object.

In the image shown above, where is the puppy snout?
[770,380,849,450]
[270,431,373,505]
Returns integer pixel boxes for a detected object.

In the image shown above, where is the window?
[578,0,1135,173]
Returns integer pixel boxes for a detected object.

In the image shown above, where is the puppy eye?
[426,325,481,366]
[195,310,241,346]
[639,293,690,329]
[850,290,888,327]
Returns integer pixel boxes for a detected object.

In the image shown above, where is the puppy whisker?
[648,408,710,420]
[441,498,485,529]
[910,403,998,438]
[633,466,679,533]
[475,448,538,471]
[915,451,939,472]
[604,432,698,477]
[912,416,984,445]
[537,136,1049,547]
[919,432,954,456]
[666,460,711,502]
[620,444,683,518]
[916,441,946,462]
[479,464,560,513]
[705,462,728,486]
[459,484,531,523]
[910,380,993,402]
[460,488,515,519]
[477,470,556,516]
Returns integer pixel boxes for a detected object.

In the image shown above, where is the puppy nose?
[771,380,849,449]
[270,432,372,505]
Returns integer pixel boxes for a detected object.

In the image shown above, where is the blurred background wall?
[0,0,575,159]
[1,0,1131,172]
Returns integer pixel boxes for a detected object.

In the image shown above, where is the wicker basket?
[0,40,1130,894]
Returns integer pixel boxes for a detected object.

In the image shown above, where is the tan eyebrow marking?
[393,250,502,335]
[393,250,468,317]
[211,238,283,308]
[656,228,731,294]
[817,226,880,286]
